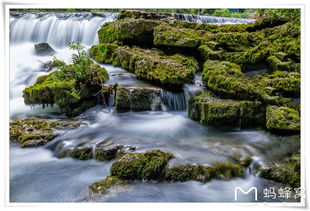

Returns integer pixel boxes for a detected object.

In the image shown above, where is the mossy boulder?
[266,106,300,134]
[164,162,243,182]
[260,156,300,188]
[90,44,198,88]
[153,24,206,48]
[115,87,161,112]
[23,60,109,117]
[98,18,160,46]
[188,92,265,128]
[9,118,80,148]
[201,60,266,101]
[89,176,128,195]
[253,71,300,98]
[95,140,136,161]
[34,42,55,55]
[110,150,174,181]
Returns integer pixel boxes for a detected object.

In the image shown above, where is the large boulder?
[266,106,300,134]
[188,92,265,128]
[23,60,109,117]
[95,140,136,161]
[90,44,198,88]
[98,18,160,46]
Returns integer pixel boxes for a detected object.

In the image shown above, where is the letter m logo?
[234,187,258,201]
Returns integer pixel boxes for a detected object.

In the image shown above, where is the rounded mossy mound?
[23,60,109,117]
[266,105,300,134]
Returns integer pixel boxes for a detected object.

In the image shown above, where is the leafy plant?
[68,42,91,80]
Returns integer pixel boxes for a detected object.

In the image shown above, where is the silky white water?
[9,12,299,202]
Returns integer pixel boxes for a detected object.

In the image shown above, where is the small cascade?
[173,13,255,25]
[161,90,187,111]
[10,12,118,47]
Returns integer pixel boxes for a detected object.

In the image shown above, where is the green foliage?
[68,42,90,80]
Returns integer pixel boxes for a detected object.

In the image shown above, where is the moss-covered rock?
[89,176,128,195]
[260,156,300,188]
[115,87,162,112]
[90,44,198,88]
[164,164,205,182]
[253,71,300,98]
[153,24,206,48]
[95,140,136,161]
[9,118,80,148]
[201,60,265,101]
[188,92,265,128]
[23,60,109,117]
[69,146,93,160]
[164,162,243,182]
[98,18,160,46]
[110,150,174,181]
[266,106,300,134]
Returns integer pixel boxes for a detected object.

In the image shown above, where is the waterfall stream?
[9,12,299,203]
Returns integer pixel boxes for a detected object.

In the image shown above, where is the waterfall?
[10,12,118,47]
[173,13,255,25]
[161,90,187,111]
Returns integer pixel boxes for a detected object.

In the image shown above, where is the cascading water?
[173,13,255,24]
[10,12,118,47]
[9,11,299,203]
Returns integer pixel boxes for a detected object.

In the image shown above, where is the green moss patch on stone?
[89,176,128,195]
[115,87,161,112]
[95,140,136,161]
[9,118,80,148]
[90,44,198,88]
[110,150,174,181]
[266,106,300,134]
[188,92,265,128]
[98,18,160,46]
[260,156,300,188]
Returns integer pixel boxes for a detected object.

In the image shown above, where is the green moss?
[153,24,205,48]
[10,119,80,148]
[90,44,198,88]
[98,18,160,45]
[23,60,109,117]
[198,45,223,60]
[110,150,173,181]
[253,71,300,98]
[204,162,244,180]
[115,86,131,112]
[260,156,300,188]
[69,146,93,160]
[89,176,128,194]
[201,60,264,100]
[188,92,265,128]
[95,140,135,161]
[164,164,204,182]
[266,106,300,134]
